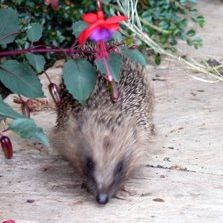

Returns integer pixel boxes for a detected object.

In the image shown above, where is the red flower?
[78,11,127,45]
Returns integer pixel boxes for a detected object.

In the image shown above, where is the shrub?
[0,0,204,157]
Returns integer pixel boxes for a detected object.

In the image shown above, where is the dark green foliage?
[96,53,122,82]
[138,0,204,49]
[0,8,19,45]
[0,96,24,119]
[25,53,46,73]
[72,21,88,38]
[0,60,44,98]
[121,47,147,66]
[9,118,49,146]
[0,0,204,49]
[0,1,204,146]
[0,0,97,47]
[63,59,97,104]
[27,22,43,42]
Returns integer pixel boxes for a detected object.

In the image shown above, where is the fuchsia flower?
[78,11,127,44]
[78,9,127,102]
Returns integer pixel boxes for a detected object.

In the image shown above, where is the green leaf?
[193,37,203,49]
[63,59,97,104]
[27,23,43,42]
[72,21,87,37]
[112,32,123,41]
[0,97,24,119]
[180,0,187,5]
[124,36,135,46]
[160,34,168,44]
[9,118,49,146]
[0,60,44,98]
[95,53,122,82]
[196,15,205,28]
[102,0,112,3]
[155,53,161,65]
[25,53,46,73]
[187,29,196,37]
[186,38,193,46]
[121,47,146,66]
[0,8,19,45]
[189,0,197,3]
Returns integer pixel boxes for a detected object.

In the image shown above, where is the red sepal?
[83,13,98,24]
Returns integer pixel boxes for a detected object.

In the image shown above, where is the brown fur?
[50,57,153,203]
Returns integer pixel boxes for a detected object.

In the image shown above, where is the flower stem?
[103,56,112,82]
[96,0,102,11]
[44,71,52,83]
[95,41,112,81]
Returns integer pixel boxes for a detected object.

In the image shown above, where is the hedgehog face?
[79,115,143,205]
[82,152,127,205]
[51,114,147,205]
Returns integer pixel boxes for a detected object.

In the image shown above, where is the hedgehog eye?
[115,161,124,175]
[86,158,95,171]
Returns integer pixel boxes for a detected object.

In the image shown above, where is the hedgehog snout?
[96,192,109,205]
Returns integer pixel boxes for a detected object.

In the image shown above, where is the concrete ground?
[0,0,223,222]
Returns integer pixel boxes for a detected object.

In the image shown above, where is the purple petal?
[89,28,114,42]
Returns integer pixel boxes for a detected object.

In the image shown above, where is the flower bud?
[111,81,120,102]
[48,83,61,106]
[0,135,13,159]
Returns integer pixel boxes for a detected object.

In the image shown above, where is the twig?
[114,0,223,82]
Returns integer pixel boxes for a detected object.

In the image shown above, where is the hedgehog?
[50,57,153,205]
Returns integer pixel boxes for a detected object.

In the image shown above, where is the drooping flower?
[48,82,61,106]
[78,11,127,45]
[78,9,126,102]
[0,135,13,159]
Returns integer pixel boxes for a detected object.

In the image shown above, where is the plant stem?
[1,128,9,134]
[103,56,112,81]
[0,47,93,57]
[44,71,52,83]
[0,42,123,58]
[140,18,171,35]
[96,0,102,11]
[114,0,223,82]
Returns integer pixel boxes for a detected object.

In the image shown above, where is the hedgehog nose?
[96,193,109,205]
